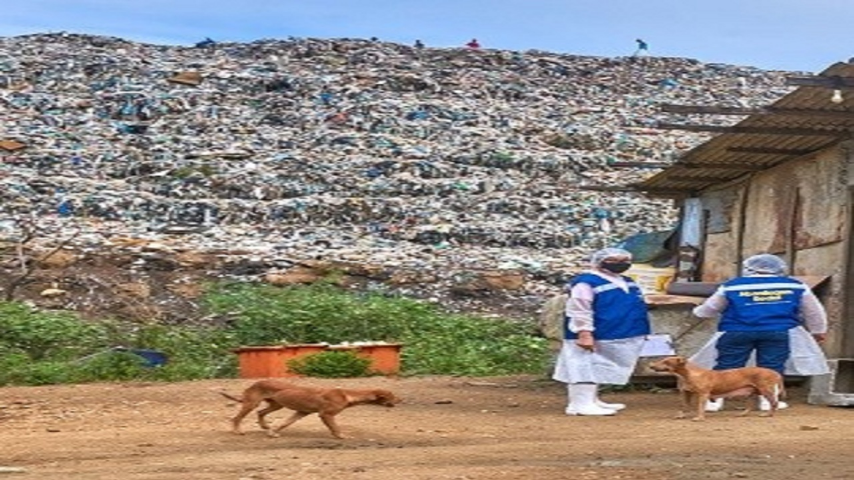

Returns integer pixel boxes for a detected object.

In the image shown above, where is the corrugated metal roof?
[635,62,854,196]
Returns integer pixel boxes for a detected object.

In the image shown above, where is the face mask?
[600,262,632,274]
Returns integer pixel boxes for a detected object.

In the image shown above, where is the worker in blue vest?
[691,253,829,412]
[552,247,651,415]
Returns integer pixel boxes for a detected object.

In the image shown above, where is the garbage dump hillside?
[0,33,796,321]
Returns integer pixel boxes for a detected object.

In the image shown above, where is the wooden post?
[784,188,801,272]
[843,185,854,357]
[734,175,754,273]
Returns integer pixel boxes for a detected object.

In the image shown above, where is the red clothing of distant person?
[466,38,481,49]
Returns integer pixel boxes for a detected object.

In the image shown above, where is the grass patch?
[0,283,550,386]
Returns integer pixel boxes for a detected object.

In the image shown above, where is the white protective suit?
[552,336,646,385]
[689,327,830,375]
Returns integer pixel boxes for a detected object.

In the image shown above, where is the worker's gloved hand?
[576,331,595,352]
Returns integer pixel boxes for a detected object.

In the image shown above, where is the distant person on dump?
[195,37,216,48]
[414,39,425,50]
[632,38,648,57]
[466,38,481,49]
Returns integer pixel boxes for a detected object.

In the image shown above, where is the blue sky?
[3,1,851,73]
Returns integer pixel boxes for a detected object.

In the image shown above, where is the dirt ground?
[0,375,852,480]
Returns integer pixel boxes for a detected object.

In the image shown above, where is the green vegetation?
[0,283,550,386]
[0,301,236,385]
[287,350,373,378]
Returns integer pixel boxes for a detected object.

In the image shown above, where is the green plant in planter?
[287,350,372,378]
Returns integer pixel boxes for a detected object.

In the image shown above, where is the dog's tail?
[218,391,243,403]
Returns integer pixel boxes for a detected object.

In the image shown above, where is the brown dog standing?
[649,356,784,421]
[219,379,400,438]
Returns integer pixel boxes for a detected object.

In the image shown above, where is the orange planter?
[234,343,329,378]
[234,342,404,378]
[330,343,403,375]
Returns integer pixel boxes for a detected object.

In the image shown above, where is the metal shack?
[634,62,854,405]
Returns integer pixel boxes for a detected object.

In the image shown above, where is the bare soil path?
[0,376,851,480]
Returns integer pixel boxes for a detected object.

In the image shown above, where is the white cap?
[742,254,787,275]
[590,247,632,267]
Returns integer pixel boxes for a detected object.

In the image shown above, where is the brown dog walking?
[649,356,784,421]
[219,379,401,438]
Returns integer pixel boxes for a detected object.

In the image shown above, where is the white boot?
[759,385,788,411]
[565,384,617,416]
[595,397,626,411]
[759,398,788,411]
[705,398,724,412]
[596,400,626,411]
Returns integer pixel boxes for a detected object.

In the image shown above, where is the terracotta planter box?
[234,342,403,378]
[234,343,329,378]
[329,343,403,375]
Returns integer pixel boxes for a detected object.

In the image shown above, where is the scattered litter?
[0,466,27,474]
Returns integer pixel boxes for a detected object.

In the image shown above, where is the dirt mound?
[0,245,548,323]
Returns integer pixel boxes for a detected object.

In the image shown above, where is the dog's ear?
[371,389,387,400]
[661,356,681,367]
[375,389,400,405]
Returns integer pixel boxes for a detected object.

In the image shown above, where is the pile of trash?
[0,33,796,316]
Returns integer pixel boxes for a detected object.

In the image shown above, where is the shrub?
[77,351,149,381]
[0,302,241,386]
[402,315,550,375]
[205,283,551,377]
[0,302,108,360]
[287,350,372,378]
[0,360,81,386]
[118,323,238,377]
[0,282,550,385]
[202,282,429,345]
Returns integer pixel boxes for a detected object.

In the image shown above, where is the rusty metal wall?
[742,147,846,255]
[701,231,738,282]
[796,244,846,358]
[698,147,845,276]
[694,146,850,358]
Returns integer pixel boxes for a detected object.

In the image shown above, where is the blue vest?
[718,276,807,332]
[564,273,650,340]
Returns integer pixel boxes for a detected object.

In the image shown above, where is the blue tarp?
[616,229,677,265]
